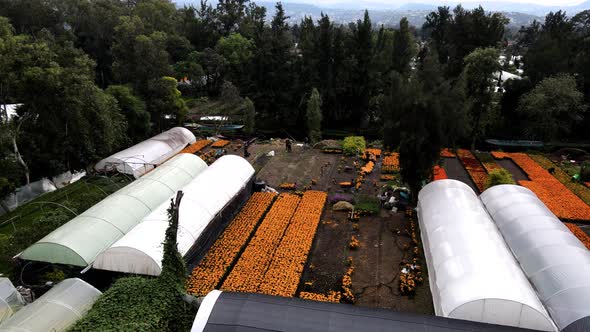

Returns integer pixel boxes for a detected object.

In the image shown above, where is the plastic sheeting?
[417,180,556,331]
[481,185,590,331]
[92,155,255,276]
[191,291,538,332]
[20,154,207,267]
[94,127,196,178]
[0,278,100,332]
[0,278,24,324]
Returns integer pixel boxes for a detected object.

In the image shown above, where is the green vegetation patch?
[342,137,366,156]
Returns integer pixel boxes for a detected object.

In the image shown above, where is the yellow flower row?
[180,139,212,154]
[258,191,328,297]
[222,193,302,293]
[186,192,277,296]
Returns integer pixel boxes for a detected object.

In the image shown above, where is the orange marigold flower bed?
[180,139,211,154]
[440,148,456,158]
[433,165,448,181]
[186,192,276,296]
[339,182,353,187]
[360,161,374,175]
[380,174,396,181]
[222,193,301,293]
[300,291,341,303]
[565,223,590,249]
[457,149,487,193]
[382,153,400,173]
[364,148,381,159]
[492,152,590,221]
[258,191,328,297]
[279,183,296,190]
[211,139,230,148]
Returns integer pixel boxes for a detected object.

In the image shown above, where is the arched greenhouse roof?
[190,291,540,332]
[480,185,590,331]
[417,180,556,331]
[0,278,100,332]
[0,278,24,324]
[92,155,255,276]
[20,153,207,267]
[94,127,196,178]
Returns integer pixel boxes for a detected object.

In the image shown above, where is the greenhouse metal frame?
[94,127,196,178]
[92,155,255,276]
[0,278,100,332]
[417,180,556,331]
[20,154,208,267]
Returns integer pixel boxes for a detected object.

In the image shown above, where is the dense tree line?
[0,0,589,196]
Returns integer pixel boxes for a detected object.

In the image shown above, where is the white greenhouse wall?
[92,155,255,276]
[481,185,590,331]
[417,180,556,331]
[94,127,196,178]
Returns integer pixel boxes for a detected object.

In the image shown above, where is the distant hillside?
[173,0,586,28]
[257,1,541,28]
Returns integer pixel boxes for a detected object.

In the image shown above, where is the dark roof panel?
[202,292,540,332]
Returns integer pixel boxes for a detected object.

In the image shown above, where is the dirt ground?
[226,140,433,315]
[442,157,478,192]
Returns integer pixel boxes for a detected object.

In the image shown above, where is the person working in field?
[285,139,292,152]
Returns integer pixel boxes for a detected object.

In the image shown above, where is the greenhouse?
[94,127,196,178]
[0,278,24,324]
[190,291,535,332]
[20,154,207,267]
[92,155,255,276]
[481,185,590,332]
[417,180,556,331]
[0,278,100,332]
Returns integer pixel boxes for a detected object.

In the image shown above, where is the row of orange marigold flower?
[221,193,302,293]
[492,152,590,221]
[186,192,277,296]
[257,191,328,297]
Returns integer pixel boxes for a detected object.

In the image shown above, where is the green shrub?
[484,169,516,189]
[354,195,380,215]
[342,136,366,156]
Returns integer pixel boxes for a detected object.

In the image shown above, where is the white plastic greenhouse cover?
[417,180,556,331]
[0,278,24,324]
[0,278,100,332]
[94,127,196,178]
[92,155,255,276]
[20,154,207,267]
[481,185,590,331]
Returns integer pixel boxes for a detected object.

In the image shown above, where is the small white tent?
[94,127,196,178]
[92,155,255,276]
[0,278,100,332]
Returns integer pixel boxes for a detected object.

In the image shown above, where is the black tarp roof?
[200,292,541,332]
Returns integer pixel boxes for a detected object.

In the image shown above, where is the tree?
[243,97,255,134]
[392,18,415,75]
[106,85,150,142]
[485,169,515,189]
[517,74,587,141]
[147,76,188,131]
[220,80,242,105]
[215,33,254,66]
[306,88,322,143]
[161,191,187,289]
[462,47,501,149]
[398,80,443,204]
